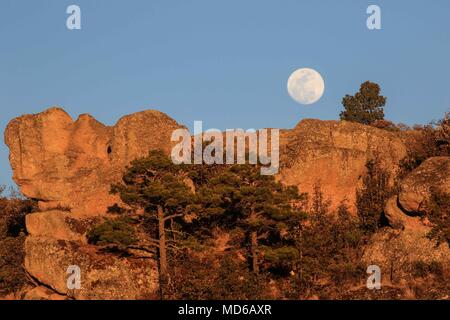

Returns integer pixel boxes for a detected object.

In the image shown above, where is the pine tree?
[356,158,390,234]
[340,81,386,125]
[110,150,195,282]
[202,164,306,273]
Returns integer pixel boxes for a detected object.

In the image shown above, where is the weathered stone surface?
[364,158,450,276]
[280,119,408,212]
[4,107,416,300]
[23,286,67,300]
[5,108,409,215]
[384,196,409,230]
[24,236,159,300]
[363,225,450,277]
[398,157,450,214]
[5,107,183,216]
[25,210,98,242]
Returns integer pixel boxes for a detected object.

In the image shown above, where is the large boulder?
[279,119,407,212]
[398,157,450,214]
[23,286,67,300]
[364,156,450,278]
[24,236,159,300]
[5,107,183,216]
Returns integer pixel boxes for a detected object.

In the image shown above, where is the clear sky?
[1,0,450,188]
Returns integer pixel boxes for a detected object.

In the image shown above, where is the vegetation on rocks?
[0,186,37,295]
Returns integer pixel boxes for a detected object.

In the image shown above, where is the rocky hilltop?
[3,107,449,300]
[5,108,408,215]
[5,107,183,215]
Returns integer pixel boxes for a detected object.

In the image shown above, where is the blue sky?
[1,0,450,188]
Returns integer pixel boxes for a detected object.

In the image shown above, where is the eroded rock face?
[25,210,96,242]
[25,236,159,300]
[280,119,407,212]
[6,108,408,214]
[4,107,413,299]
[23,286,67,300]
[364,157,450,276]
[398,157,450,214]
[5,107,183,215]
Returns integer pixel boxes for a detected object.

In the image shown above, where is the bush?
[412,260,444,278]
[424,188,450,246]
[399,114,450,175]
[356,158,391,234]
[370,119,400,132]
[0,188,37,295]
[167,253,269,300]
[87,217,138,249]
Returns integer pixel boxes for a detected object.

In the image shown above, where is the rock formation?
[5,107,180,299]
[4,107,447,299]
[5,109,407,216]
[279,119,407,212]
[364,157,450,277]
[25,235,158,300]
[398,157,450,214]
[5,107,183,215]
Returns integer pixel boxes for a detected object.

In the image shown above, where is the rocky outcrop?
[23,286,67,300]
[1,107,419,299]
[398,157,450,214]
[22,209,159,299]
[280,119,407,212]
[25,210,96,242]
[364,157,450,277]
[5,107,183,216]
[5,108,408,215]
[24,236,158,300]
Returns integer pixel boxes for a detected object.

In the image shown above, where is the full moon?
[287,68,325,105]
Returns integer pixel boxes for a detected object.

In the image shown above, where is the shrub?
[357,158,391,234]
[0,188,37,295]
[340,81,386,125]
[412,260,444,278]
[399,114,450,175]
[167,253,269,300]
[424,188,450,246]
[87,217,138,249]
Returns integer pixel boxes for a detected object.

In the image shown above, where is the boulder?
[398,157,450,214]
[23,286,67,300]
[5,107,183,216]
[280,119,407,213]
[24,236,159,300]
[364,157,450,278]
[363,225,450,279]
[383,196,407,230]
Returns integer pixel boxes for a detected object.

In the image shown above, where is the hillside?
[1,107,449,300]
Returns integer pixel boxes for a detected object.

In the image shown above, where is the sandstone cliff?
[5,107,183,216]
[280,119,407,212]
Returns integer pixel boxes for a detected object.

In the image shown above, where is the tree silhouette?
[340,81,386,125]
